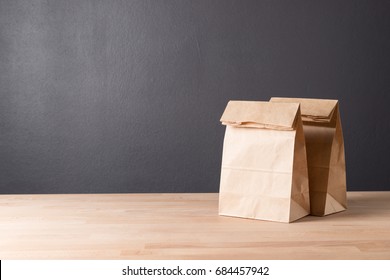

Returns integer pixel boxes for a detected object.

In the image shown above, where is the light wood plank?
[0,192,389,259]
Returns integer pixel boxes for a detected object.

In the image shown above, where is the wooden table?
[0,192,389,259]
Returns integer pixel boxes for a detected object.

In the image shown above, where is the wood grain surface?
[0,192,389,259]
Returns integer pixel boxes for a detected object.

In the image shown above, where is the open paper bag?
[270,98,347,216]
[219,101,310,223]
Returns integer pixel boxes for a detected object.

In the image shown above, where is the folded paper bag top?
[219,100,310,223]
[270,97,338,123]
[220,100,300,130]
[270,97,347,216]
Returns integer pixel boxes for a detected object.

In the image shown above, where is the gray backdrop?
[1,0,389,194]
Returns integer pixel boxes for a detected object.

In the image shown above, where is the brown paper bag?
[270,97,347,216]
[218,101,310,223]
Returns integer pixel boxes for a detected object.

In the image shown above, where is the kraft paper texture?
[270,97,347,216]
[219,101,310,223]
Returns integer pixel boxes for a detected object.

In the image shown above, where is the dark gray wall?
[1,0,389,194]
